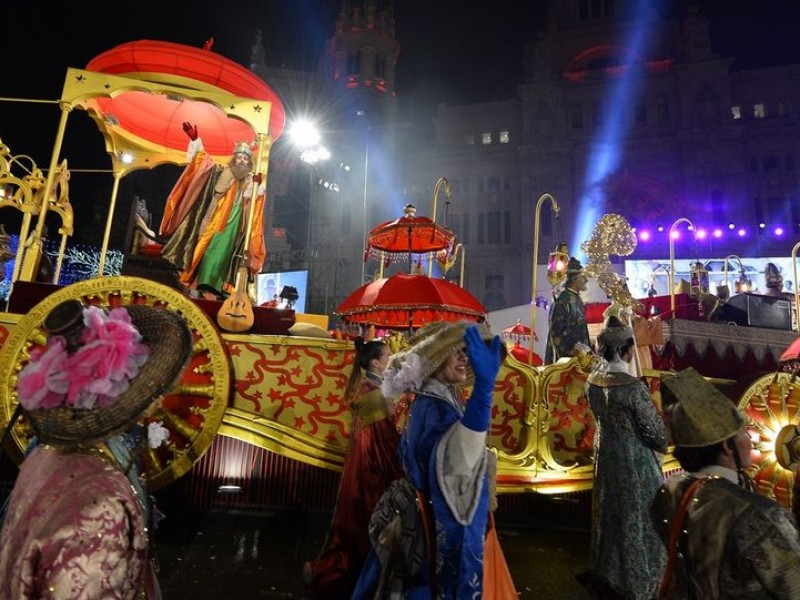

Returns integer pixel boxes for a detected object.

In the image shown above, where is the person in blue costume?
[352,320,515,599]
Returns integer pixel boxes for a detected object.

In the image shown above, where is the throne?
[121,197,182,289]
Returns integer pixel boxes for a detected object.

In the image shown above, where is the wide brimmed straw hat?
[660,367,743,448]
[381,320,499,396]
[23,300,193,448]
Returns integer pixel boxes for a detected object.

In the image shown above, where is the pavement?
[154,498,593,599]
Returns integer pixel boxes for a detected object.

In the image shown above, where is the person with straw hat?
[576,315,668,600]
[0,298,193,599]
[352,321,516,598]
[652,367,800,598]
[545,256,591,364]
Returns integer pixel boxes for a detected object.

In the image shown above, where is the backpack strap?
[657,477,711,600]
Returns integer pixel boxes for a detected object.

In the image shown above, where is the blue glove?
[461,325,503,432]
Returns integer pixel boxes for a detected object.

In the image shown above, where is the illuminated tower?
[327,0,400,122]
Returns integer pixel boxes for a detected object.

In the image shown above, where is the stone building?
[252,0,800,314]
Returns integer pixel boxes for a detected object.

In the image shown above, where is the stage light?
[738,228,746,237]
[670,230,680,240]
[696,229,707,240]
[713,229,723,238]
[775,226,784,236]
[759,222,766,229]
[728,223,735,230]
[657,225,664,232]
[639,230,650,241]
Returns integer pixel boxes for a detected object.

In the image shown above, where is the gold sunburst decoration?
[738,371,800,508]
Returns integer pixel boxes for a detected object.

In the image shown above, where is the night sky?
[1,0,799,240]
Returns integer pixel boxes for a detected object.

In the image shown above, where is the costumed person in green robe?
[577,315,667,599]
[159,122,266,298]
[652,367,800,598]
[545,256,590,364]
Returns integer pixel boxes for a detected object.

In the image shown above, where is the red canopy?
[85,40,286,159]
[366,205,456,263]
[335,273,486,329]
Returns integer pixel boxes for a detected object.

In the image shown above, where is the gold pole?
[722,254,745,291]
[97,170,123,277]
[428,177,451,277]
[15,103,72,286]
[530,193,559,364]
[791,241,800,332]
[668,217,694,317]
[456,244,466,287]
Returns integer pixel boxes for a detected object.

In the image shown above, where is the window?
[571,108,584,131]
[463,179,470,194]
[503,176,511,191]
[461,213,470,244]
[477,177,485,192]
[604,0,615,16]
[754,103,767,118]
[499,130,510,144]
[478,213,485,244]
[635,103,647,125]
[487,211,501,243]
[656,98,669,123]
[487,177,500,192]
[750,158,759,173]
[579,0,589,20]
[730,105,741,120]
[482,132,492,145]
[347,53,358,75]
[762,156,779,172]
[465,134,475,146]
[504,211,511,243]
[451,180,460,193]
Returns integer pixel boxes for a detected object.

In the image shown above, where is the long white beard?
[231,162,250,182]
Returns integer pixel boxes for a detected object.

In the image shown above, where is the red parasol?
[502,320,537,343]
[334,273,486,329]
[366,204,456,263]
[84,40,286,163]
[780,337,800,371]
[506,342,543,366]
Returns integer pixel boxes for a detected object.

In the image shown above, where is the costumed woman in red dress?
[304,336,404,599]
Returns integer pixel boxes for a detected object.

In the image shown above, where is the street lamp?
[530,193,562,365]
[289,120,329,263]
[668,217,695,317]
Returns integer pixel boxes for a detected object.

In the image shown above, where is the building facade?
[253,0,800,315]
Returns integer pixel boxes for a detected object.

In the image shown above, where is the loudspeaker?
[716,293,792,330]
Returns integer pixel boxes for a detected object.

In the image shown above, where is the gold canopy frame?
[14,66,274,289]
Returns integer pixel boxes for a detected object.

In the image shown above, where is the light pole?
[289,120,328,312]
[357,110,369,284]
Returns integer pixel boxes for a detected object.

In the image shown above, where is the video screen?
[257,270,308,312]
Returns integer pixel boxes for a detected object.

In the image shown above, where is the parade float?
[2,40,800,514]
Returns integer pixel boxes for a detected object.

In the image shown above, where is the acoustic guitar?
[217,263,255,333]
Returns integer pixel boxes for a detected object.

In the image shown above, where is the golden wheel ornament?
[738,371,800,509]
[0,276,231,491]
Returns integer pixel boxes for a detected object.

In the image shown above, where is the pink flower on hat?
[17,338,70,410]
[17,306,150,411]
